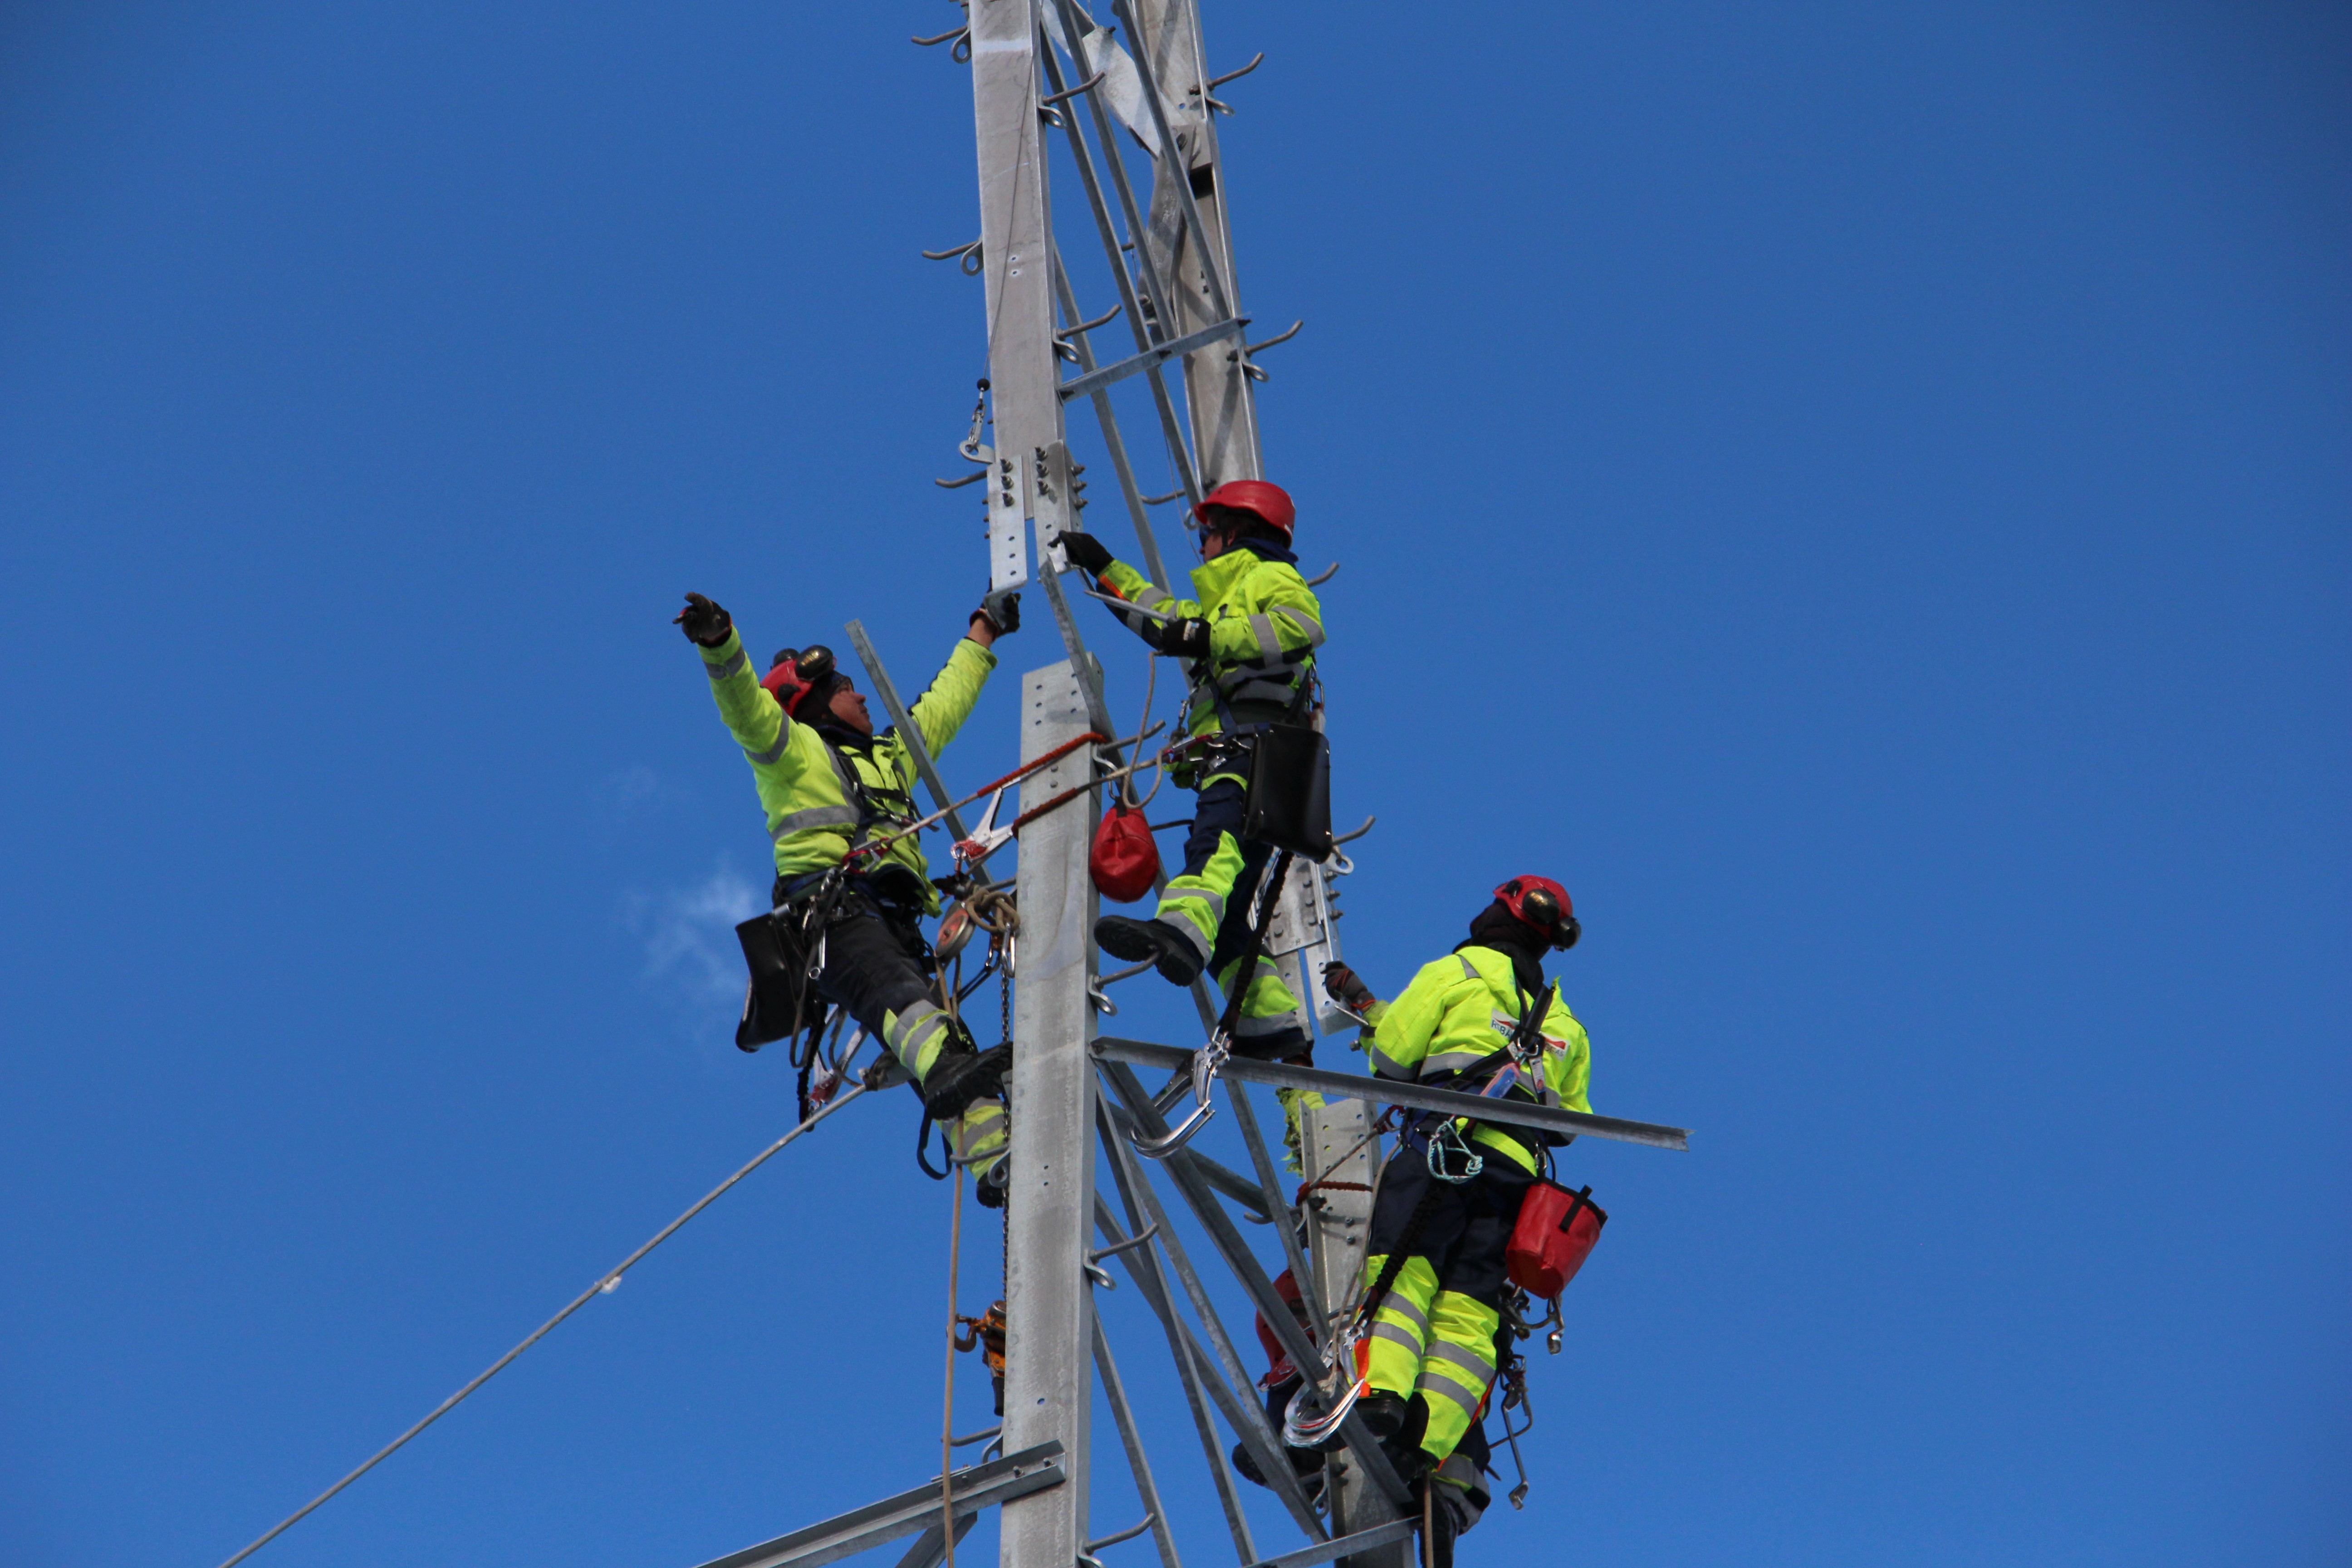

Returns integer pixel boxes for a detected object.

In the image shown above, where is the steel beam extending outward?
[1097,1037,1695,1152]
[685,1443,1064,1568]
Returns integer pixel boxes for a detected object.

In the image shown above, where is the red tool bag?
[1506,1182,1609,1299]
[1089,803,1161,903]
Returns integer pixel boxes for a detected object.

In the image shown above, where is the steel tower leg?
[1001,661,1100,1568]
[972,5,1096,1564]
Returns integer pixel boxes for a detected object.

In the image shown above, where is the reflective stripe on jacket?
[698,629,996,912]
[1097,545,1324,737]
[1363,945,1593,1173]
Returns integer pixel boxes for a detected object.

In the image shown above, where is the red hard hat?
[761,644,838,718]
[1195,479,1295,542]
[1494,875,1581,950]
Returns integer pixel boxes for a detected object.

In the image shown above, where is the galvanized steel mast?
[687,9,1691,1568]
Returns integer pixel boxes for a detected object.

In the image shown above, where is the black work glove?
[1323,962,1376,1013]
[975,588,1022,636]
[1162,616,1212,660]
[674,592,733,647]
[1050,530,1113,577]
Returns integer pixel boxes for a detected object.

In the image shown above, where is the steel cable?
[214,1085,869,1568]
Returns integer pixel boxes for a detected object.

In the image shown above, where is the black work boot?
[921,1042,1012,1122]
[1230,1442,1327,1506]
[1093,915,1206,985]
[1229,1024,1310,1062]
[1356,1391,1431,1484]
[1415,1477,1470,1568]
[974,1156,1011,1210]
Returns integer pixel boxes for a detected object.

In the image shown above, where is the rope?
[1120,655,1166,811]
[212,1085,870,1568]
[941,1165,965,1567]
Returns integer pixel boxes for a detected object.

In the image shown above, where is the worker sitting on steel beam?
[1325,876,1592,1553]
[1049,480,1323,1057]
[674,588,1021,1204]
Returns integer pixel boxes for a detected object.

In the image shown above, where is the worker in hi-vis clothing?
[1321,875,1592,1550]
[1049,479,1324,1058]
[674,587,1021,1204]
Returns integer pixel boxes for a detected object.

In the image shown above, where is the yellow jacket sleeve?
[1543,984,1594,1115]
[700,628,803,774]
[1366,958,1462,1081]
[905,637,999,760]
[1098,559,1202,644]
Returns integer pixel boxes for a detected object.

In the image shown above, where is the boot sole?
[1094,917,1161,963]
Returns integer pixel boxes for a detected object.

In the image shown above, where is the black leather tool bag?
[1242,723,1333,862]
[734,909,816,1050]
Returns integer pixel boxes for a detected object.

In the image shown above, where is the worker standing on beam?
[1050,480,1324,1057]
[674,588,1022,1204]
[1324,876,1592,1556]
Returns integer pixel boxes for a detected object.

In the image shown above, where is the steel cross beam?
[685,1443,1065,1568]
[1095,1036,1695,1152]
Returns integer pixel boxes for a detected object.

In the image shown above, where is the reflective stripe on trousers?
[883,1000,954,1083]
[1361,1253,1440,1402]
[948,1098,1008,1179]
[1412,1291,1501,1461]
[1216,951,1303,1036]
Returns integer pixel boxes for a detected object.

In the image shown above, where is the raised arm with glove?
[1050,482,1326,1059]
[676,583,1019,1205]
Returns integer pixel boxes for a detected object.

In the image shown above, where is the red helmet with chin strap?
[1195,479,1295,542]
[1495,875,1581,951]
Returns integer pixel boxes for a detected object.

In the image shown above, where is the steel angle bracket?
[684,1441,1065,1568]
[989,448,1030,591]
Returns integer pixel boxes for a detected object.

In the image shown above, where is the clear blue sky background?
[3,3,2344,1564]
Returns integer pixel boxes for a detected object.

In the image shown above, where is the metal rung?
[1058,318,1249,402]
[685,1441,1064,1568]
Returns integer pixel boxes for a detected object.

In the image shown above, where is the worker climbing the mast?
[1326,875,1592,1560]
[1049,479,1323,1057]
[674,586,1022,1203]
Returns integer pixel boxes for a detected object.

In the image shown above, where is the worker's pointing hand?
[674,592,733,647]
[1049,530,1113,577]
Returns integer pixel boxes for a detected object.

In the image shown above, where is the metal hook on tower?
[1235,318,1303,382]
[921,237,985,277]
[936,378,993,486]
[1187,50,1264,115]
[911,3,971,63]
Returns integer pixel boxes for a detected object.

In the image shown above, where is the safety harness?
[1395,956,1564,1182]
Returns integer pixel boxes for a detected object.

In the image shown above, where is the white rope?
[215,1085,870,1568]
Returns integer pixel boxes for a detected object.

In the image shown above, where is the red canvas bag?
[1506,1182,1609,1299]
[1089,803,1161,903]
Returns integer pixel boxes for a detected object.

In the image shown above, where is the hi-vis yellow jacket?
[697,627,995,913]
[1363,945,1594,1173]
[1096,543,1324,738]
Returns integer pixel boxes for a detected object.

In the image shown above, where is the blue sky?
[2,3,2345,1565]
